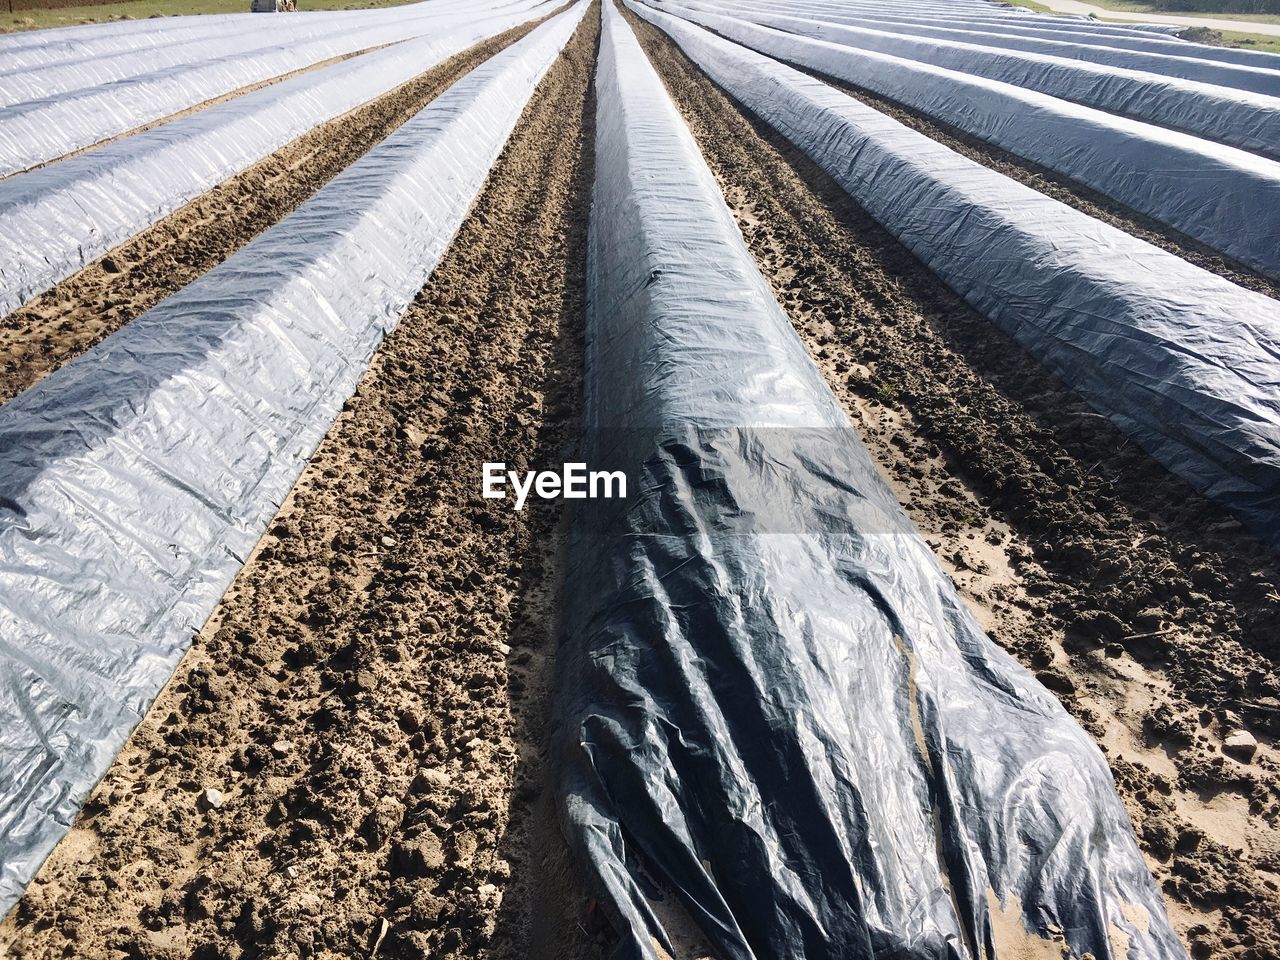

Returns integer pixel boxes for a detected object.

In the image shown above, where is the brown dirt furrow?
[0,6,601,959]
[627,12,1280,960]
[0,10,558,407]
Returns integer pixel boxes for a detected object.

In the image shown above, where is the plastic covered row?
[0,0,455,69]
[709,0,1183,39]
[694,0,1186,34]
[0,0,535,106]
[695,3,1280,160]
[0,0,552,177]
[554,4,1183,958]
[651,0,1280,278]
[739,0,1037,17]
[0,5,550,320]
[706,0,1217,39]
[704,0,1280,69]
[723,6,1280,93]
[0,0,587,917]
[632,1,1280,549]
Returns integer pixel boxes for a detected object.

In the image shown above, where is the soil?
[625,10,1280,960]
[0,6,600,959]
[0,11,557,406]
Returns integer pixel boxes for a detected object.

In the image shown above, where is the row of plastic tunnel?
[0,0,1277,957]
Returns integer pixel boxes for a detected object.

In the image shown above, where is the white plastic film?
[0,0,554,176]
[675,3,1280,159]
[0,5,550,320]
[704,0,1280,69]
[652,0,1280,278]
[632,0,1280,551]
[0,0,587,916]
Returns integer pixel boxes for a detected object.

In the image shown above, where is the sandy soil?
[0,7,601,959]
[626,11,1280,960]
[0,13,555,407]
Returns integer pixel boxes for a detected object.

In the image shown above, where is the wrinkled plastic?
[652,0,1280,278]
[0,0,529,107]
[0,6,548,320]
[0,0,553,176]
[632,2,1280,547]
[0,0,499,72]
[0,1,586,917]
[692,0,1184,34]
[685,3,1280,159]
[704,0,1280,76]
[554,5,1183,958]
[705,0,1195,44]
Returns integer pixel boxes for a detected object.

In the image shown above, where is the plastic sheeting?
[704,0,1280,69]
[712,2,1180,40]
[553,4,1183,958]
[693,0,1183,34]
[651,0,1280,278]
[0,0,586,917]
[686,4,1280,159]
[0,6,549,320]
[731,12,1280,94]
[0,0,537,105]
[0,0,552,177]
[631,2,1280,549]
[0,0,470,70]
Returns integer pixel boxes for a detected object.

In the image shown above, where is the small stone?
[199,787,225,811]
[1223,729,1258,762]
[496,642,511,656]
[271,740,295,758]
[381,536,396,548]
[284,865,299,880]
